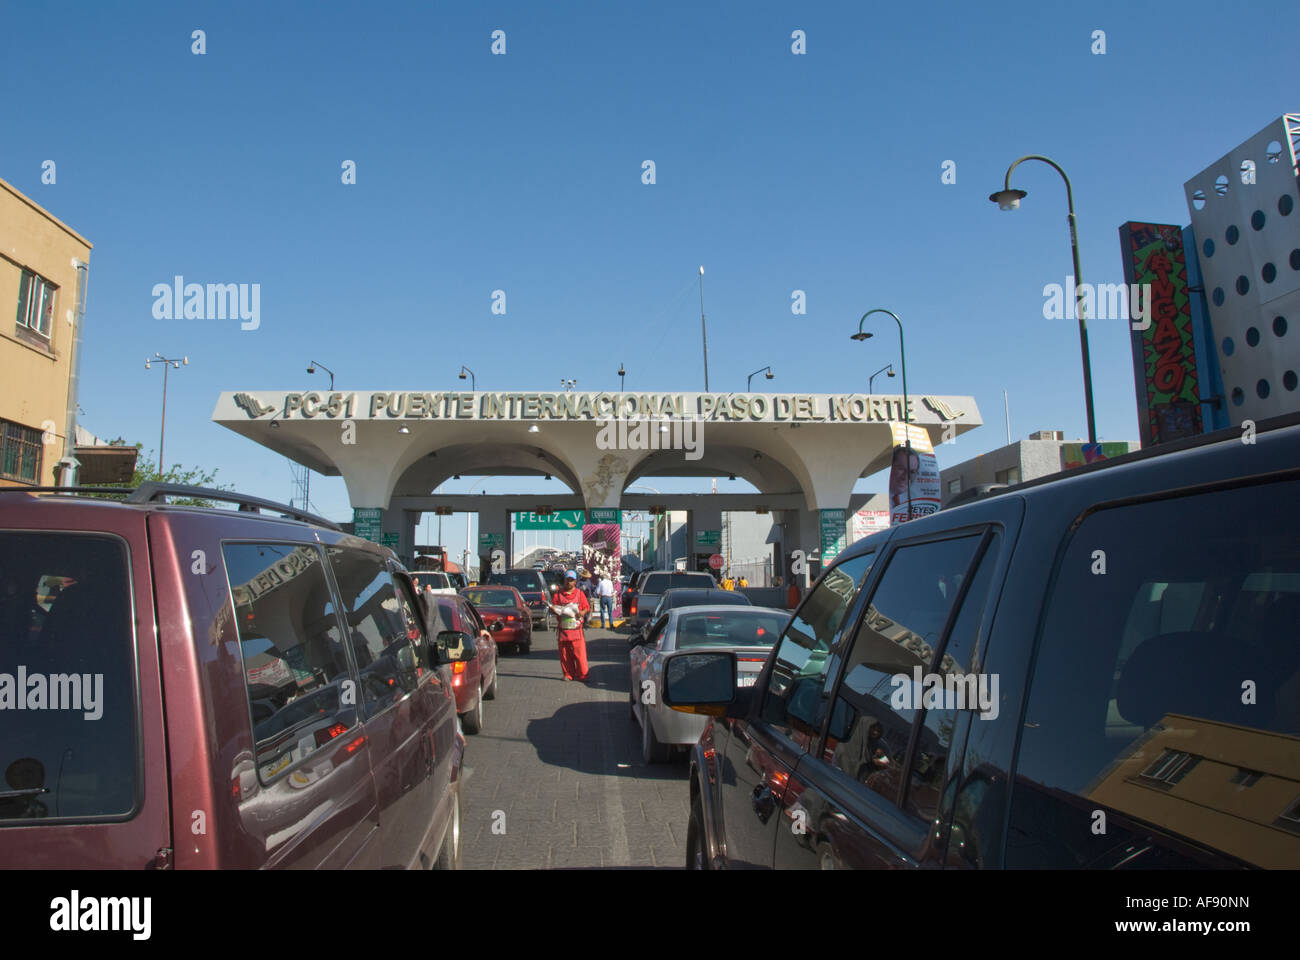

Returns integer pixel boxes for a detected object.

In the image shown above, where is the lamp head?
[398,423,410,434]
[850,331,872,342]
[990,188,1027,211]
[458,370,466,380]
[144,359,151,369]
[764,370,774,380]
[307,364,315,374]
[888,367,896,377]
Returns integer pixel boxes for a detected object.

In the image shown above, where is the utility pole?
[698,265,709,391]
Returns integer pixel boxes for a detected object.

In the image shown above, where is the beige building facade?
[0,177,92,486]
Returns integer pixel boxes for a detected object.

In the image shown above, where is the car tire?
[686,792,709,870]
[518,641,530,655]
[434,786,461,870]
[462,685,484,735]
[641,710,670,764]
[484,666,499,701]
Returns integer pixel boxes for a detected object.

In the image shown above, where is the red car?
[431,594,499,735]
[460,585,532,655]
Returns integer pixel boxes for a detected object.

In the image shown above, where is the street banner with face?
[888,422,941,524]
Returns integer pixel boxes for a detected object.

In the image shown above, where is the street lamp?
[746,366,775,391]
[618,364,626,392]
[306,360,334,391]
[868,363,895,394]
[990,154,1097,443]
[698,265,710,392]
[144,352,187,475]
[560,379,577,392]
[458,365,476,391]
[851,309,912,521]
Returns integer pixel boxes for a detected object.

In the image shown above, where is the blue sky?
[4,0,1296,558]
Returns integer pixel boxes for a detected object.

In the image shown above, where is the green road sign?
[820,509,847,562]
[479,532,505,550]
[516,510,584,530]
[696,529,721,546]
[353,507,382,542]
[587,508,620,525]
[381,532,399,549]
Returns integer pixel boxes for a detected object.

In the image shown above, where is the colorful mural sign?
[582,523,622,618]
[1062,442,1131,471]
[1119,222,1203,446]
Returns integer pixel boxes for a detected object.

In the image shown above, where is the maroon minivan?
[0,483,471,869]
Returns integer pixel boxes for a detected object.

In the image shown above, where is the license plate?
[737,674,757,688]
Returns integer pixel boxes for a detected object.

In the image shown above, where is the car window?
[674,610,786,648]
[641,614,669,648]
[463,589,517,607]
[1007,477,1300,868]
[642,573,714,594]
[821,534,984,806]
[328,546,423,718]
[759,551,876,750]
[223,542,357,785]
[0,532,137,822]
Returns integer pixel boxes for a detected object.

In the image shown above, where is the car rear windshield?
[463,589,518,608]
[0,532,137,823]
[667,591,751,608]
[642,573,716,594]
[674,610,786,648]
[485,571,544,592]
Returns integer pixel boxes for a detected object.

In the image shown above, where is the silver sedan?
[628,605,788,764]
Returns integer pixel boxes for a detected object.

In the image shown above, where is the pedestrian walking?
[548,570,591,681]
[597,573,615,628]
[738,576,749,588]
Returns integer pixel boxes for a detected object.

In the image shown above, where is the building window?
[995,466,1021,485]
[16,269,57,339]
[1,421,44,483]
[1139,749,1200,785]
[947,478,961,495]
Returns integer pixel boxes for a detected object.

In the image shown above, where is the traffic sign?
[708,554,725,570]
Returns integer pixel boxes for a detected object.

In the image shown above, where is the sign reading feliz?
[230,391,968,424]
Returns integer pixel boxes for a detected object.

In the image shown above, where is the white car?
[629,605,786,764]
[416,572,458,596]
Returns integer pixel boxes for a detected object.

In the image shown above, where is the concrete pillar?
[476,504,511,580]
[380,507,417,566]
[690,505,722,576]
[778,506,822,594]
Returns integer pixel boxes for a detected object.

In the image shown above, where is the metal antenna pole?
[698,266,709,392]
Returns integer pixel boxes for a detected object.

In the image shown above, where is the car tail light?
[452,661,467,675]
[506,614,516,621]
[629,598,637,615]
[738,656,766,663]
[315,721,349,747]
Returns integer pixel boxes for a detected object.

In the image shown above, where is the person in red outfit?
[549,570,591,681]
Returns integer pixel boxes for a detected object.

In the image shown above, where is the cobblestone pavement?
[458,625,690,869]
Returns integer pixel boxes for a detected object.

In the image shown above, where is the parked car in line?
[482,568,555,631]
[627,587,754,646]
[415,571,458,596]
[628,571,717,630]
[430,594,499,735]
[0,482,471,870]
[665,414,1300,869]
[630,606,785,764]
[461,585,532,655]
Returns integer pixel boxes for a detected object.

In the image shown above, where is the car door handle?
[751,784,776,823]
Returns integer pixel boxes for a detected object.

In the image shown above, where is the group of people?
[718,574,749,591]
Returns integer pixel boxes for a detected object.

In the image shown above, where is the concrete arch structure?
[214,389,981,576]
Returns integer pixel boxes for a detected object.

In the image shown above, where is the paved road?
[458,625,690,869]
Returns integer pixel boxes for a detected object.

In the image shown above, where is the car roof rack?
[125,483,342,530]
[0,483,340,531]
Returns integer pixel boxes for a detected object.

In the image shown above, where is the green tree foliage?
[86,442,233,506]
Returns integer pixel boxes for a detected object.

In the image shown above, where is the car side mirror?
[662,650,736,717]
[437,630,477,662]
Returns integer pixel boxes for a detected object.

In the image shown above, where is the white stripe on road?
[594,670,630,867]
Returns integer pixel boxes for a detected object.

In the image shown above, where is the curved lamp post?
[990,155,1097,443]
[852,309,911,521]
[868,363,895,395]
[746,365,775,391]
[145,352,188,474]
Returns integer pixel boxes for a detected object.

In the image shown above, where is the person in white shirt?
[596,574,615,628]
